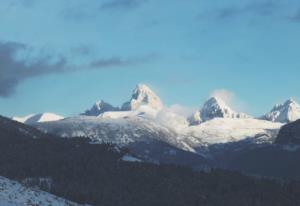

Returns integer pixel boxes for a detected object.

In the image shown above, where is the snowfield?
[35,115,188,150]
[183,118,283,145]
[35,114,283,154]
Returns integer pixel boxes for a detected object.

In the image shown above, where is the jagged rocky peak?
[122,84,163,111]
[262,98,300,123]
[200,96,249,122]
[83,100,119,116]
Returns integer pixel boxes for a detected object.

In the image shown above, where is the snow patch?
[13,113,64,125]
[0,176,81,206]
[121,155,141,162]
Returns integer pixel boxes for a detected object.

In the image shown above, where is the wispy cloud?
[0,41,158,97]
[288,9,300,23]
[197,1,281,21]
[90,53,159,69]
[4,0,36,9]
[0,41,67,97]
[61,2,94,21]
[216,2,279,19]
[210,89,249,113]
[99,0,147,11]
[61,0,148,21]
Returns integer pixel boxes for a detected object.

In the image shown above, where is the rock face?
[199,97,250,122]
[12,113,64,125]
[275,119,300,144]
[83,100,119,116]
[262,99,300,123]
[122,84,163,111]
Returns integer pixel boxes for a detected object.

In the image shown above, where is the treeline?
[0,133,300,205]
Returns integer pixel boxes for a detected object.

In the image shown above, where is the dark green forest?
[0,133,300,206]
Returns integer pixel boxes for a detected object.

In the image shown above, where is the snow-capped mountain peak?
[83,100,119,116]
[12,114,35,124]
[122,84,163,111]
[200,97,249,122]
[262,98,300,123]
[13,113,64,125]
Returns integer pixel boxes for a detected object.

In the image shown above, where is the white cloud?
[156,108,189,132]
[154,104,197,132]
[209,89,248,113]
[210,89,235,105]
[166,104,198,118]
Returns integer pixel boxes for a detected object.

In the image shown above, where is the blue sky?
[0,0,300,117]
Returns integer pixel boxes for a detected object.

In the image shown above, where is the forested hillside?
[0,131,300,206]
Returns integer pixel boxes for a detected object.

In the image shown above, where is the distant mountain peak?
[283,98,299,108]
[199,96,250,122]
[262,98,300,123]
[12,113,64,125]
[205,96,228,109]
[122,84,163,111]
[83,100,119,116]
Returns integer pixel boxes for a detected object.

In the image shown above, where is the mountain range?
[9,84,300,169]
[13,84,300,125]
[11,85,300,148]
[2,85,300,205]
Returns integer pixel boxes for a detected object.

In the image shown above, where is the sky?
[0,0,300,117]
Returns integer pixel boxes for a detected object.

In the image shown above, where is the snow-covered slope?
[13,113,64,125]
[121,84,163,111]
[35,113,282,156]
[82,100,119,116]
[0,176,80,206]
[183,118,282,145]
[12,114,36,124]
[34,115,187,149]
[34,115,211,166]
[98,105,159,120]
[262,99,300,123]
[199,97,250,122]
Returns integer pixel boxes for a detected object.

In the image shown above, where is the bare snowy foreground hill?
[0,176,81,206]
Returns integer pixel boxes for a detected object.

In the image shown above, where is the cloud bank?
[0,42,67,97]
[0,41,157,97]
